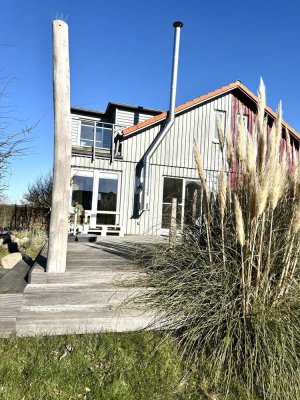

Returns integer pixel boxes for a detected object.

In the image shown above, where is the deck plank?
[13,236,163,337]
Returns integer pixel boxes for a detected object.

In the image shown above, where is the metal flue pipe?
[142,21,183,211]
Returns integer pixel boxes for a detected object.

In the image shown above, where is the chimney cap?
[173,21,184,28]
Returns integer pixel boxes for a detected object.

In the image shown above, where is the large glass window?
[161,177,202,230]
[161,178,183,229]
[97,178,118,212]
[72,176,93,210]
[71,171,120,227]
[80,122,113,149]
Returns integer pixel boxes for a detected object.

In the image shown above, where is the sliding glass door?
[161,177,202,232]
[71,170,120,228]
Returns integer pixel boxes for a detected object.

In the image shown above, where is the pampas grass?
[138,79,300,400]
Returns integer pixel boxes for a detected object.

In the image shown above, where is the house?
[70,80,300,236]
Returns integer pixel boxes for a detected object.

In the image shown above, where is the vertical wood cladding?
[71,90,299,236]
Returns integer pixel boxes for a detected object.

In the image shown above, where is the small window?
[237,114,249,133]
[214,110,226,142]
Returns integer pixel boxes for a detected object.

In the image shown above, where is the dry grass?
[137,80,300,399]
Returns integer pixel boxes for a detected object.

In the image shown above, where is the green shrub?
[13,227,47,259]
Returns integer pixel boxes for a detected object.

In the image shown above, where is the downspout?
[142,21,183,211]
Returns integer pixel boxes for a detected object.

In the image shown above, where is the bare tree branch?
[23,173,53,210]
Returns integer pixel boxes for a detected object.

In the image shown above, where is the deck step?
[75,234,97,243]
[29,270,144,284]
[11,238,162,337]
[16,307,155,336]
[22,286,146,307]
[0,294,23,337]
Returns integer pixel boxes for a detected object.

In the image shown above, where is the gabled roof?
[122,80,300,141]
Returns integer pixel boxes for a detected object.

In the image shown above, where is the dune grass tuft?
[137,80,300,399]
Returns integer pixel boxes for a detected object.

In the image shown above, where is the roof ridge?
[122,81,241,136]
[122,81,300,141]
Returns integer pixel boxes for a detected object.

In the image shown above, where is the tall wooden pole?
[47,20,71,273]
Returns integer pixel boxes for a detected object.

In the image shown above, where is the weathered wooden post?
[46,20,71,273]
[169,197,177,247]
[192,188,198,224]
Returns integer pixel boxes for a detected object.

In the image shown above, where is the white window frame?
[71,169,121,228]
[160,176,201,234]
[237,113,249,134]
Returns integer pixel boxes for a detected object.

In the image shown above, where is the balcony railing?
[74,119,125,162]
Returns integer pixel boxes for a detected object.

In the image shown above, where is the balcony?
[72,119,124,160]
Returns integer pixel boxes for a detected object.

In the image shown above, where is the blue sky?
[1,0,300,201]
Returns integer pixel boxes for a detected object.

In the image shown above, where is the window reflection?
[184,181,202,226]
[97,178,118,211]
[80,123,112,149]
[72,176,93,210]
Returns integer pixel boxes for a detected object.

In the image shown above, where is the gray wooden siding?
[115,108,158,127]
[71,93,232,235]
[121,93,232,171]
[71,118,80,145]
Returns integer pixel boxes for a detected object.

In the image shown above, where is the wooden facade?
[70,81,300,236]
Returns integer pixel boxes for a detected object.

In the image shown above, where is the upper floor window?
[80,122,113,150]
[237,113,249,133]
[214,110,226,142]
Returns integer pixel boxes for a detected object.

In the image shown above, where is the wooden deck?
[0,236,165,337]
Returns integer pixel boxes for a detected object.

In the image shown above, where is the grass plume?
[138,80,300,400]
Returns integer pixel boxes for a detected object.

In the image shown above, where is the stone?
[1,253,22,269]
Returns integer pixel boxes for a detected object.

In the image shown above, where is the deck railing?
[76,119,125,161]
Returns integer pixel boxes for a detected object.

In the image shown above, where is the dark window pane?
[102,128,112,149]
[184,181,202,226]
[72,176,93,210]
[96,214,116,225]
[97,178,118,211]
[95,127,112,149]
[163,178,183,203]
[80,124,94,145]
[96,127,102,142]
[161,204,182,229]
